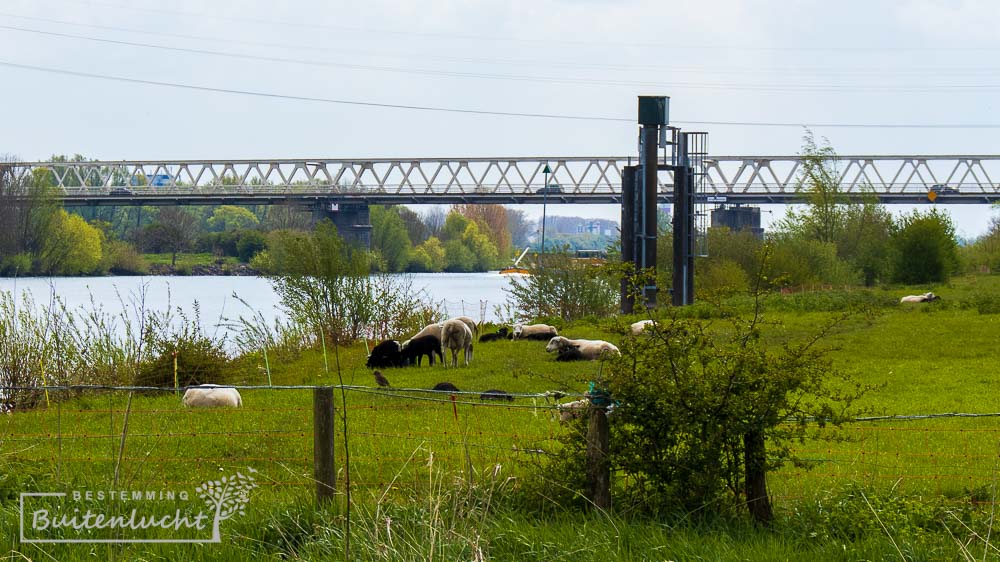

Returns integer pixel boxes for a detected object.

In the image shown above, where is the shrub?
[505,251,619,321]
[891,209,959,284]
[0,253,32,276]
[547,304,867,524]
[236,230,267,262]
[100,239,148,275]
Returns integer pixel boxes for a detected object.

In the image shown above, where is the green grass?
[143,252,240,269]
[6,274,1000,559]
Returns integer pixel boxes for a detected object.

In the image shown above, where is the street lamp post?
[540,163,551,255]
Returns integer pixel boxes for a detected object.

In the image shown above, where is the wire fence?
[0,384,574,501]
[3,385,1000,504]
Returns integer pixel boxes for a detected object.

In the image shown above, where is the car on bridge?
[108,187,133,196]
[931,184,959,194]
[536,184,563,195]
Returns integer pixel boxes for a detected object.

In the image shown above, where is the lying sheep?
[555,346,587,362]
[432,382,460,392]
[545,336,620,360]
[479,389,514,402]
[630,319,656,335]
[401,334,442,366]
[556,399,616,422]
[441,318,474,367]
[900,292,940,304]
[183,385,242,408]
[478,326,509,343]
[512,323,558,340]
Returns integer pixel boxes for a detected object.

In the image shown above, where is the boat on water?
[499,246,532,276]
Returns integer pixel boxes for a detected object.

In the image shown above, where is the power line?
[6,11,1000,77]
[9,22,1000,93]
[42,0,1000,52]
[4,60,1000,129]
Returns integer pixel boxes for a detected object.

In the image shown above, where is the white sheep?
[182,385,243,408]
[512,323,558,340]
[441,318,474,367]
[556,399,616,422]
[410,316,477,342]
[545,336,620,360]
[630,319,656,335]
[900,292,940,304]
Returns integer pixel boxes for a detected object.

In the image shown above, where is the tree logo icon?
[195,470,258,542]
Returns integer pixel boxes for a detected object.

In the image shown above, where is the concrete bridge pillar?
[315,202,372,248]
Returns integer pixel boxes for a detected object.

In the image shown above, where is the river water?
[0,273,522,336]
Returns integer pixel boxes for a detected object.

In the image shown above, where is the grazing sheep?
[512,323,558,340]
[183,385,242,408]
[478,327,509,343]
[900,292,940,304]
[451,316,479,338]
[630,319,656,335]
[545,336,620,360]
[432,382,460,392]
[441,318,474,367]
[479,389,514,402]
[401,334,443,366]
[411,317,476,342]
[366,339,403,369]
[373,370,390,388]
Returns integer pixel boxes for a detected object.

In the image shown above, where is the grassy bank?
[4,276,1000,558]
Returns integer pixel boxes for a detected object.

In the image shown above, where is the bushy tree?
[139,207,199,266]
[370,205,412,272]
[891,209,959,284]
[207,205,259,232]
[410,236,446,272]
[256,221,426,342]
[38,210,103,275]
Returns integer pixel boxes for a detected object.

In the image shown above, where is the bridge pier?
[315,202,372,248]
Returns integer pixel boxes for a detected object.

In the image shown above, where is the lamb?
[478,327,509,343]
[900,292,940,304]
[366,339,403,369]
[512,323,558,340]
[183,385,242,408]
[432,382,460,392]
[441,318,474,367]
[400,334,443,366]
[630,319,656,335]
[545,336,620,360]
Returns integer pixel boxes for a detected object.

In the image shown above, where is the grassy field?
[5,275,1000,559]
[143,252,240,270]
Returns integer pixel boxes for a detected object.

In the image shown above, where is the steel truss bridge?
[9,155,1000,206]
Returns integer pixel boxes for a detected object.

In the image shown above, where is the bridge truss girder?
[7,155,1000,205]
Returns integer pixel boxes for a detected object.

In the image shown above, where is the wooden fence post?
[585,405,611,510]
[314,386,336,504]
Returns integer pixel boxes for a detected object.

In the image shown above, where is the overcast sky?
[3,0,1000,237]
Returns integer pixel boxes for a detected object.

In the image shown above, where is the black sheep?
[478,327,509,343]
[555,345,586,362]
[479,389,514,402]
[366,339,403,369]
[432,382,460,392]
[401,334,443,366]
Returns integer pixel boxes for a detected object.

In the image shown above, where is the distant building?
[711,206,764,239]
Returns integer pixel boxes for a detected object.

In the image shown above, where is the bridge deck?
[6,156,999,204]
